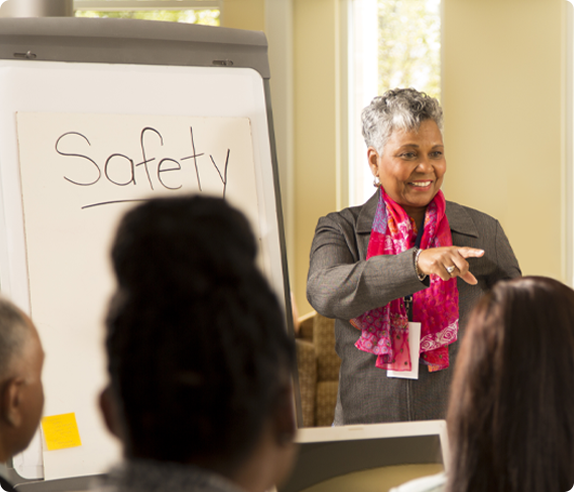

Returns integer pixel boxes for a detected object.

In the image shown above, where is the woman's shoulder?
[323,202,365,220]
[319,191,378,230]
[388,472,447,492]
[445,200,505,237]
[445,200,499,222]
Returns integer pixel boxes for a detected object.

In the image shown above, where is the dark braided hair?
[105,195,295,466]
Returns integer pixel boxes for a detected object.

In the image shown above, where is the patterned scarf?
[352,189,458,372]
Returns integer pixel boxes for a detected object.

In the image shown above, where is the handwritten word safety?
[55,126,230,209]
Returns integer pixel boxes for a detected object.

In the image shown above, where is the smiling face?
[369,118,446,224]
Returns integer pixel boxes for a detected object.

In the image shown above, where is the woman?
[96,196,297,492]
[391,276,574,492]
[306,88,520,424]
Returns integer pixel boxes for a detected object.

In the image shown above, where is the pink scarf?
[352,189,458,372]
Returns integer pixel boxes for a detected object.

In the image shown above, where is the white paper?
[15,112,257,479]
[387,322,421,380]
[11,429,44,479]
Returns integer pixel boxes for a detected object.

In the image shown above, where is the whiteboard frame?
[0,17,298,488]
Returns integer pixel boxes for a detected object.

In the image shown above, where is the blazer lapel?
[356,190,379,259]
[445,201,479,238]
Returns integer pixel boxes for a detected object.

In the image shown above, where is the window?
[74,0,220,25]
[348,0,441,206]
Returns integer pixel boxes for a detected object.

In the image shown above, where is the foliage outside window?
[377,0,440,99]
[74,1,220,25]
[75,9,219,25]
[350,0,441,206]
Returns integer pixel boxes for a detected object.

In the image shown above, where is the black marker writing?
[105,153,136,187]
[180,126,204,191]
[55,132,101,186]
[137,127,163,191]
[157,158,182,190]
[55,126,231,209]
[209,150,230,198]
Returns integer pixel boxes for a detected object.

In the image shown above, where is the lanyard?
[405,218,425,321]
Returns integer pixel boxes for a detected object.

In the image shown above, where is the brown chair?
[295,311,341,427]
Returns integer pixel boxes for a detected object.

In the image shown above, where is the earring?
[373,176,380,188]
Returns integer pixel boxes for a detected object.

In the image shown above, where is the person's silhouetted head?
[100,195,297,492]
[447,276,574,492]
[0,298,44,462]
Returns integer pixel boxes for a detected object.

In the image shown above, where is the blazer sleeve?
[493,219,522,282]
[306,211,428,320]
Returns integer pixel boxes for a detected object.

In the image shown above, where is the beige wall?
[223,0,342,315]
[442,0,566,282]
[222,0,265,31]
[292,0,341,315]
[224,0,568,315]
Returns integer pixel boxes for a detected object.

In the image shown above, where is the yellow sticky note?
[41,413,82,451]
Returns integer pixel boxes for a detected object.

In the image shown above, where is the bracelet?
[414,248,427,281]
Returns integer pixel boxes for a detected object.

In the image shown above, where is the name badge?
[387,322,421,380]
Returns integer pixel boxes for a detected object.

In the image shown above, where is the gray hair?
[0,298,30,378]
[361,88,444,154]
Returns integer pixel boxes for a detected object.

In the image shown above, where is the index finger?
[457,247,485,259]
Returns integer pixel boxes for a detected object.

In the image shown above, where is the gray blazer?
[307,190,521,424]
